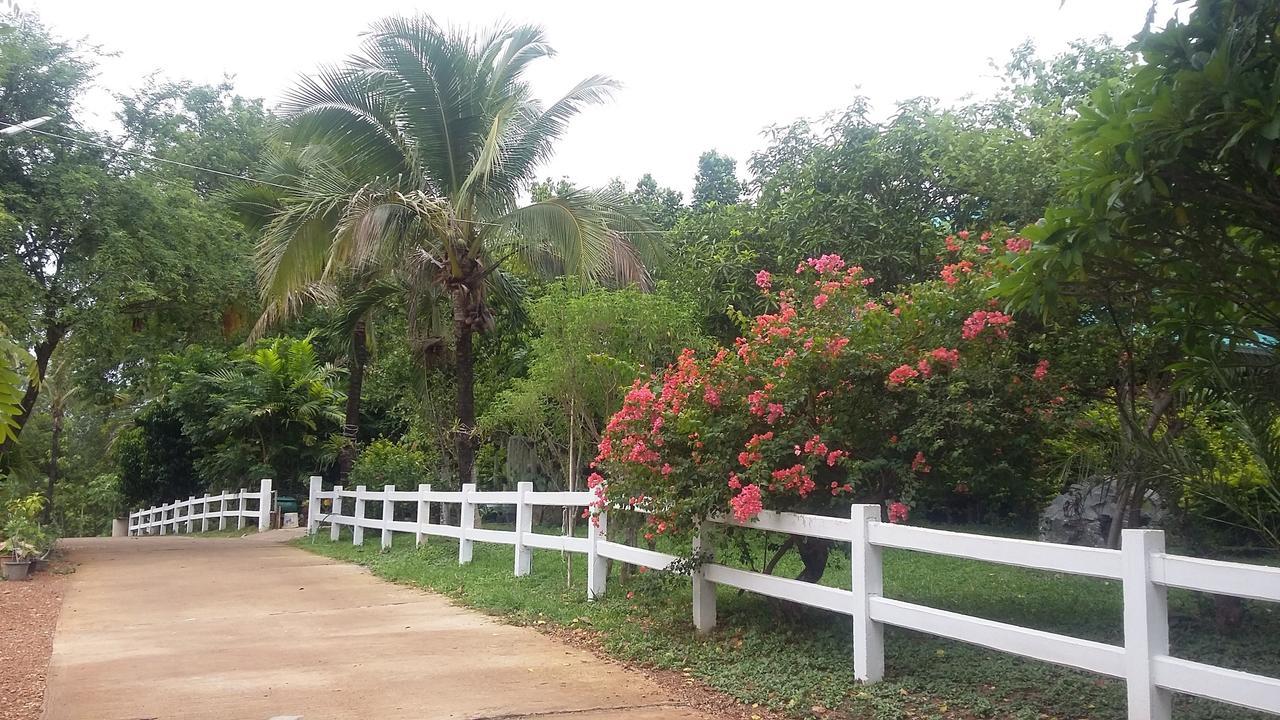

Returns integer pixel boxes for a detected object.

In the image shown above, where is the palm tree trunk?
[452,288,478,485]
[337,318,369,481]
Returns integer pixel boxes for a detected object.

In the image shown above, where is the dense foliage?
[0,3,1275,575]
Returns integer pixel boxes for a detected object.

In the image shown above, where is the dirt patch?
[0,562,69,720]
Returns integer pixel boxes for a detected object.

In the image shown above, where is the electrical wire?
[0,118,671,235]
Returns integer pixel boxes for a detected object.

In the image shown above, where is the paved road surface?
[42,532,709,720]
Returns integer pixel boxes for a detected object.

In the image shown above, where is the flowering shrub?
[592,232,1063,577]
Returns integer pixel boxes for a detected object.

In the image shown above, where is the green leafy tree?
[482,285,707,487]
[692,150,742,208]
[125,335,345,498]
[0,16,267,453]
[632,173,685,229]
[1006,1,1280,352]
[250,16,657,485]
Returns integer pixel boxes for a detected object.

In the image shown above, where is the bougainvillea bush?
[591,232,1067,579]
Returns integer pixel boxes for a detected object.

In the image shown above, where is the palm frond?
[486,187,658,288]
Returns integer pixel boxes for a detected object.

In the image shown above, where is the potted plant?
[2,494,48,581]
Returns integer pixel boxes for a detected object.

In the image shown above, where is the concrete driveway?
[42,532,709,720]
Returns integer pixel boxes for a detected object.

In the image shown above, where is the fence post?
[218,494,227,531]
[353,485,366,546]
[258,478,272,532]
[587,508,608,601]
[186,496,197,533]
[170,502,179,534]
[1122,529,1172,720]
[237,489,247,530]
[514,482,533,577]
[692,521,716,633]
[381,484,394,551]
[852,504,885,682]
[459,483,476,564]
[307,476,322,535]
[330,485,344,542]
[416,484,431,547]
[200,493,211,532]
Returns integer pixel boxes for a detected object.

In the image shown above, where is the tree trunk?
[451,288,478,486]
[795,537,831,583]
[337,318,369,482]
[44,399,64,523]
[0,324,64,456]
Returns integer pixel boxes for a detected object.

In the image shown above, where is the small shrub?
[349,439,431,490]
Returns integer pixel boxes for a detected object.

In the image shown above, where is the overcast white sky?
[31,0,1174,195]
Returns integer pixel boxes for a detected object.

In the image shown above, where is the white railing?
[128,479,273,536]
[307,478,608,598]
[306,480,1280,720]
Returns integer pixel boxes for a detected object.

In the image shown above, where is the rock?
[1038,479,1166,547]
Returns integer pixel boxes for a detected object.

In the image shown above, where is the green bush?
[349,439,431,490]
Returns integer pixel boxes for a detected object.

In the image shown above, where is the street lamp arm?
[1,116,53,136]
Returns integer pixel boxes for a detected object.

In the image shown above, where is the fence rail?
[133,476,1280,720]
[128,479,273,535]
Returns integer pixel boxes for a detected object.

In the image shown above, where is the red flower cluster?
[888,501,910,524]
[1032,359,1050,381]
[961,310,1014,340]
[1005,237,1031,253]
[887,364,920,386]
[940,260,974,286]
[770,464,815,497]
[730,483,764,522]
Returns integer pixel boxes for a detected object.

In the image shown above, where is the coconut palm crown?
[245,15,658,483]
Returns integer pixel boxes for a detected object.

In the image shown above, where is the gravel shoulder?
[1,562,68,720]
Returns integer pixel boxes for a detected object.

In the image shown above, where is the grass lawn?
[295,527,1279,720]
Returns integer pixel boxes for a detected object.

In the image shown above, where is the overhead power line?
[0,118,669,235]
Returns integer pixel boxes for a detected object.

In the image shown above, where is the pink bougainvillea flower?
[887,364,920,386]
[765,403,785,424]
[755,269,773,290]
[806,254,847,274]
[911,451,931,474]
[1033,359,1050,381]
[961,310,1013,340]
[813,293,830,310]
[1005,237,1031,253]
[888,501,910,524]
[929,347,960,369]
[730,483,764,522]
[975,244,991,254]
[940,260,974,286]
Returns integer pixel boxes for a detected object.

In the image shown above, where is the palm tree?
[248,16,656,483]
[204,333,346,489]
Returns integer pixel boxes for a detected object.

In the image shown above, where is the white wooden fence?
[307,477,1280,720]
[128,479,273,536]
